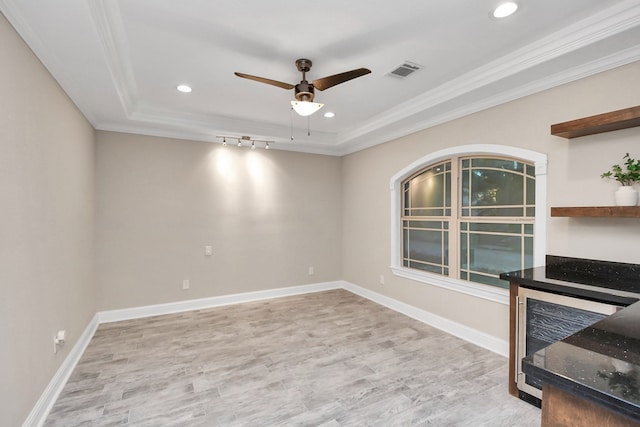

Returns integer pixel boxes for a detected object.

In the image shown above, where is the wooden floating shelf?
[550,106,640,139]
[551,206,640,218]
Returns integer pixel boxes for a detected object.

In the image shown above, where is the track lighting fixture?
[216,135,274,150]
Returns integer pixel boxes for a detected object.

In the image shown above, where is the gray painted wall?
[95,131,343,310]
[0,13,96,426]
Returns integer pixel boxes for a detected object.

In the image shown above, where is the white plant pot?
[614,186,638,206]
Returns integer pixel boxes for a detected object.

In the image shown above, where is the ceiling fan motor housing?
[294,81,315,102]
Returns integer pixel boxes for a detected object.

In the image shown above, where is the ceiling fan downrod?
[295,59,314,102]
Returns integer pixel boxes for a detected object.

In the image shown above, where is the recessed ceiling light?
[493,2,518,18]
[177,84,192,93]
[324,112,335,118]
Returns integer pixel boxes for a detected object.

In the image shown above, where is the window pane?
[471,158,524,173]
[412,208,446,216]
[403,162,451,217]
[526,177,535,205]
[461,157,532,219]
[409,229,444,264]
[409,261,445,274]
[410,174,445,209]
[460,232,468,269]
[468,169,524,207]
[463,206,526,217]
[468,223,521,233]
[443,231,449,265]
[469,273,509,289]
[525,236,534,268]
[406,220,443,229]
[403,227,409,260]
[461,168,470,207]
[402,219,448,275]
[464,233,523,275]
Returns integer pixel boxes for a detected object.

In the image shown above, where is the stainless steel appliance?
[515,287,620,400]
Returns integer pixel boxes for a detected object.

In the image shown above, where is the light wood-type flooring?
[45,289,541,426]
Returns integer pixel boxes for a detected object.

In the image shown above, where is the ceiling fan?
[235,59,371,116]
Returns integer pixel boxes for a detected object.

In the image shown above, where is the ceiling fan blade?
[234,72,295,90]
[312,68,371,91]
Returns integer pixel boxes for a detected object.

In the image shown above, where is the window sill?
[390,266,509,305]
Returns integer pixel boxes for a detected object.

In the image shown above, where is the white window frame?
[389,144,547,305]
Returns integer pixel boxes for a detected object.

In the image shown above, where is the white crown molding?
[3,0,639,157]
[87,0,137,117]
[22,314,100,427]
[335,0,640,154]
[0,0,100,126]
[337,44,640,156]
[38,0,640,157]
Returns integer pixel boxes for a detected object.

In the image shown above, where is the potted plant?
[601,153,640,206]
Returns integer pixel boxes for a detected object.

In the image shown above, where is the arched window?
[390,145,547,304]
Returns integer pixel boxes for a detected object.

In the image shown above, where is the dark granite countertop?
[499,255,640,306]
[501,255,640,422]
[522,301,640,421]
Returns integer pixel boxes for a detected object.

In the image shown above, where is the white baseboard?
[341,281,509,357]
[22,314,100,427]
[97,281,342,323]
[26,279,506,426]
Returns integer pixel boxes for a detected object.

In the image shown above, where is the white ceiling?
[2,0,640,155]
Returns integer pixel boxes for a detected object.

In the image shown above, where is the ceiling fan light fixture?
[291,100,324,117]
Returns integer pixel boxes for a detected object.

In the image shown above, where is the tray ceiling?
[2,0,640,155]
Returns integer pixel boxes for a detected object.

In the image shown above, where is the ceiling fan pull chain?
[307,116,311,137]
[291,107,295,141]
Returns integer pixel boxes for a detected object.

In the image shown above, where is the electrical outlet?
[379,275,385,286]
[308,266,314,276]
[205,246,213,256]
[182,279,190,290]
[53,330,66,354]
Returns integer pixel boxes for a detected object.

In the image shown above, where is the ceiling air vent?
[388,61,422,78]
